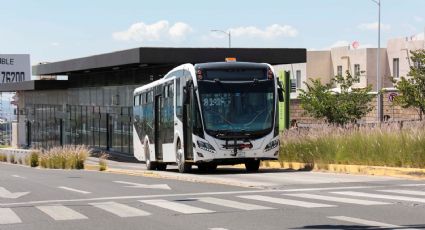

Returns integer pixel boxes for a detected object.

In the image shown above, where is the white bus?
[133,60,283,173]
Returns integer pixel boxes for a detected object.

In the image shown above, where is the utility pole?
[211,30,231,48]
[371,0,383,122]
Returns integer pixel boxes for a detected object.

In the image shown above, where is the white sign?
[0,54,31,84]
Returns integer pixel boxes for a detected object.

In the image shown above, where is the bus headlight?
[264,139,279,152]
[197,140,216,153]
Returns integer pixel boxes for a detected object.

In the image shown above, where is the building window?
[296,70,302,89]
[393,58,399,78]
[354,64,360,77]
[337,65,343,77]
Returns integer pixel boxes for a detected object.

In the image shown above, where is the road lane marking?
[0,208,22,225]
[196,197,273,210]
[0,186,379,207]
[379,189,425,196]
[281,186,372,192]
[90,201,150,217]
[114,181,171,190]
[332,191,425,203]
[36,205,88,221]
[0,187,30,199]
[285,193,390,205]
[58,186,91,194]
[209,228,229,230]
[140,199,214,214]
[400,184,425,187]
[328,216,419,230]
[238,195,336,208]
[11,175,26,179]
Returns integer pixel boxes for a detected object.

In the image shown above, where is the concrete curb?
[261,161,425,180]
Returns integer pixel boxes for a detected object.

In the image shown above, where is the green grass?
[280,122,425,168]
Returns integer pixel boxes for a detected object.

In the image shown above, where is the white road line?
[0,208,22,225]
[209,228,229,230]
[140,199,214,214]
[0,186,379,207]
[328,216,419,230]
[90,201,150,217]
[11,175,25,179]
[285,193,390,205]
[281,186,371,192]
[379,189,425,196]
[36,205,88,221]
[58,186,91,194]
[197,197,273,210]
[332,191,425,203]
[400,184,425,187]
[238,195,336,208]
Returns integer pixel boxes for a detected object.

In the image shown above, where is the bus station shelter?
[0,47,306,156]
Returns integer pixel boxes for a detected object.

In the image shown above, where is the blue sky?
[1,0,424,65]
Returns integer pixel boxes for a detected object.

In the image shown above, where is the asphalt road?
[1,162,425,230]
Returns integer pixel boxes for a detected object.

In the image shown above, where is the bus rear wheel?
[176,140,191,173]
[245,160,260,172]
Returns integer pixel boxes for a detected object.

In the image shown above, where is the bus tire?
[145,145,156,170]
[176,140,191,173]
[245,160,260,172]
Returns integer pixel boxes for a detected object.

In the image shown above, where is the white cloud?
[357,22,391,31]
[51,42,60,47]
[414,16,424,22]
[113,20,192,42]
[224,24,298,39]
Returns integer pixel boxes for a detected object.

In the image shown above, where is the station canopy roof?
[0,47,306,92]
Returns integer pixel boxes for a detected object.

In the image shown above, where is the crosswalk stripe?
[196,197,273,210]
[58,186,91,194]
[332,191,425,203]
[36,205,88,221]
[0,208,22,225]
[90,201,150,217]
[139,199,214,214]
[238,195,335,208]
[328,216,419,230]
[379,189,425,196]
[285,193,390,205]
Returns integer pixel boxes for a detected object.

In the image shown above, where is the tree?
[299,71,374,125]
[392,49,425,120]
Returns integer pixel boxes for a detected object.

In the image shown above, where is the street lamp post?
[211,30,231,48]
[371,0,383,122]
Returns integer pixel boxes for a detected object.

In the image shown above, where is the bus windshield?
[198,80,274,137]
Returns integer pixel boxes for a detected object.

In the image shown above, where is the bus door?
[154,95,163,160]
[182,80,194,160]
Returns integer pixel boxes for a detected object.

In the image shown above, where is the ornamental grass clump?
[280,121,425,168]
[39,145,90,169]
[0,153,6,162]
[27,150,40,167]
[98,153,108,171]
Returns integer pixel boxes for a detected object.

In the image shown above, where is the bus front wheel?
[176,140,191,173]
[145,145,156,170]
[245,160,260,172]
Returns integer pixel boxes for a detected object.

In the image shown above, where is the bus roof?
[195,61,269,70]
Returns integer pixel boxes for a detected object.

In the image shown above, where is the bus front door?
[182,82,194,161]
[154,95,163,160]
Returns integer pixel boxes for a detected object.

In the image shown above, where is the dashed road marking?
[238,195,336,208]
[285,193,390,205]
[58,186,91,194]
[90,201,150,217]
[197,197,273,210]
[140,199,214,214]
[332,191,425,203]
[328,216,419,230]
[36,205,88,221]
[379,189,425,196]
[0,208,22,225]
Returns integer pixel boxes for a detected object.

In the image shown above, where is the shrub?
[99,153,108,171]
[39,145,90,169]
[28,151,40,167]
[18,157,24,165]
[280,121,425,168]
[0,153,6,162]
[9,154,16,164]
